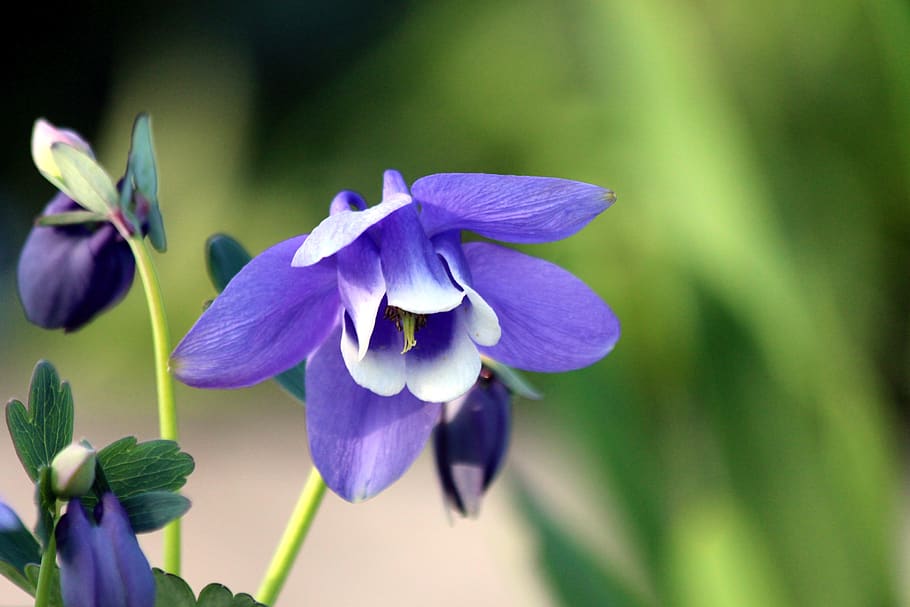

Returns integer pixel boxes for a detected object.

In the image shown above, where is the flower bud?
[433,367,512,518]
[51,442,97,498]
[31,118,94,186]
[56,492,155,607]
[17,192,136,331]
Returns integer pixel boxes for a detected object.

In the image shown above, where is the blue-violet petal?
[413,173,614,243]
[307,330,441,501]
[464,242,620,371]
[171,235,340,388]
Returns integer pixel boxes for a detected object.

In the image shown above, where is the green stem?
[123,233,181,574]
[33,504,59,607]
[256,467,327,606]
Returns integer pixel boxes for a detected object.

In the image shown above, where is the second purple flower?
[171,170,619,501]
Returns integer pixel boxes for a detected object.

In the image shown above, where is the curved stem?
[33,503,59,607]
[124,234,181,574]
[256,467,327,606]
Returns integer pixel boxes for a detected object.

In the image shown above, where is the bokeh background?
[1,0,909,605]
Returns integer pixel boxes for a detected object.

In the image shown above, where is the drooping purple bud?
[56,493,155,607]
[433,367,512,518]
[17,192,136,331]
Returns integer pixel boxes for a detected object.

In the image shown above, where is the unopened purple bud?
[17,192,136,331]
[56,493,155,607]
[433,368,512,518]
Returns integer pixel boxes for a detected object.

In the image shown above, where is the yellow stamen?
[384,306,427,354]
[400,312,418,354]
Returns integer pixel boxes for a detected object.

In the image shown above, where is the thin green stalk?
[123,233,181,574]
[256,467,327,606]
[34,503,59,607]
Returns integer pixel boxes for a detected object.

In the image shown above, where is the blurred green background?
[1,0,908,605]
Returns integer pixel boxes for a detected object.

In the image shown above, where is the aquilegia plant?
[1,116,619,607]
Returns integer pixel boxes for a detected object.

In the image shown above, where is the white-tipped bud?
[31,118,94,186]
[51,442,96,498]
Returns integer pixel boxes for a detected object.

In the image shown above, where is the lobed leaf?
[96,437,195,498]
[5,360,74,482]
[154,570,267,607]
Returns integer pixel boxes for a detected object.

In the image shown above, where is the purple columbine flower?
[17,192,136,331]
[56,493,155,607]
[434,367,511,518]
[0,498,19,532]
[172,170,619,501]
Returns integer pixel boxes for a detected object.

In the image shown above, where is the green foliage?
[35,210,106,227]
[0,510,41,587]
[0,561,34,596]
[80,437,195,532]
[128,113,167,251]
[49,142,118,215]
[154,570,266,607]
[205,233,307,402]
[483,359,541,400]
[95,437,195,497]
[515,479,649,607]
[118,492,192,534]
[24,563,62,607]
[5,361,74,482]
[206,233,252,292]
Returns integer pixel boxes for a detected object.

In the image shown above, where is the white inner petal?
[292,193,412,267]
[433,237,501,346]
[341,319,406,396]
[405,311,481,403]
[458,286,501,347]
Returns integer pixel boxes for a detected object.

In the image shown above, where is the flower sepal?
[48,140,120,216]
[124,113,166,252]
[35,209,107,227]
[482,357,542,400]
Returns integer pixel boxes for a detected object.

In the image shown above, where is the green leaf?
[483,359,542,400]
[514,477,650,607]
[50,142,118,215]
[197,583,266,607]
[206,233,252,291]
[153,570,267,607]
[205,233,307,402]
[146,204,168,252]
[35,210,106,227]
[118,491,192,533]
[0,560,34,596]
[274,365,307,403]
[95,437,195,498]
[0,509,41,579]
[79,437,194,532]
[5,360,75,481]
[154,569,197,607]
[128,113,167,252]
[25,563,63,607]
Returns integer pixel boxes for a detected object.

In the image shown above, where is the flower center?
[384,306,427,354]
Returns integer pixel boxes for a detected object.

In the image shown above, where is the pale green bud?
[51,442,96,498]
